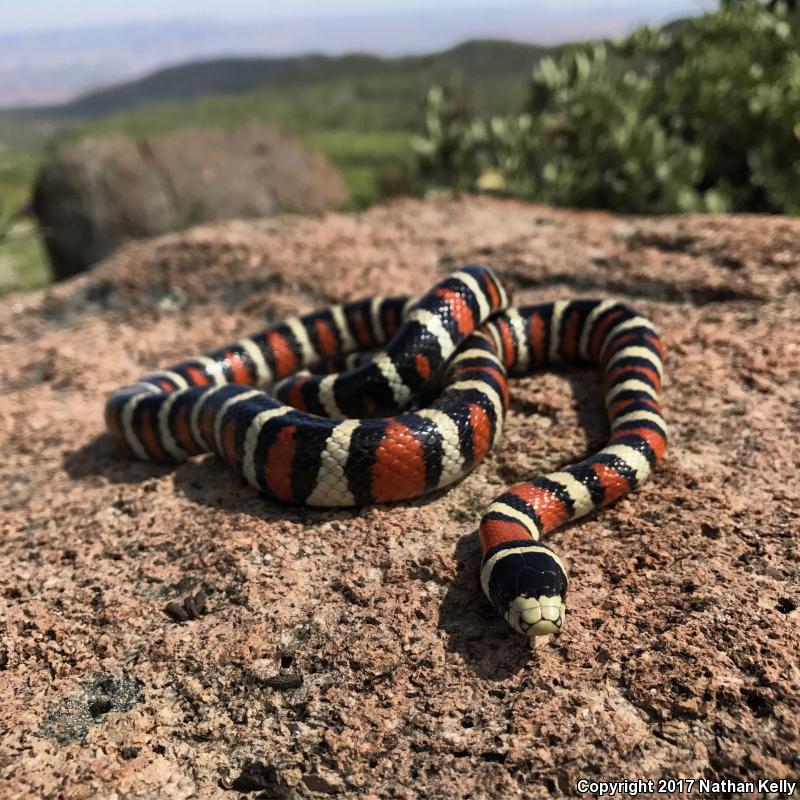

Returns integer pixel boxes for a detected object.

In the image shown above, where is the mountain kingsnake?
[106,265,667,636]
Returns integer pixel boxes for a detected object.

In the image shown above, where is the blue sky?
[1,0,715,33]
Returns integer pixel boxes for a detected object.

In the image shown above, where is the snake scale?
[106,265,667,636]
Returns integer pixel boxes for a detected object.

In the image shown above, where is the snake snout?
[509,594,566,636]
[481,541,568,637]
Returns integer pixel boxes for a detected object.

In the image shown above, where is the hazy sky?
[1,0,715,33]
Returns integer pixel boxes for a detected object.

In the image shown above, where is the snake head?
[480,542,568,637]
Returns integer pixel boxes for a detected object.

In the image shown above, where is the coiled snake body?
[106,265,667,636]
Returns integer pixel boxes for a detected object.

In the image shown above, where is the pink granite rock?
[0,197,798,798]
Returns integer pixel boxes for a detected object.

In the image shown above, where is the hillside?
[0,38,558,294]
[13,39,551,124]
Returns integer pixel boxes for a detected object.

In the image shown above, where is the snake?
[105,265,667,637]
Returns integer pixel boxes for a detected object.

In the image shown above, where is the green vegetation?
[415,1,800,214]
[0,152,48,293]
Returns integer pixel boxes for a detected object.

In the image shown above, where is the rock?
[0,196,798,797]
[31,122,350,281]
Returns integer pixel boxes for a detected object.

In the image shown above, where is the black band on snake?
[105,265,667,637]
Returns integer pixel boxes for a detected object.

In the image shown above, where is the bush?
[413,0,800,213]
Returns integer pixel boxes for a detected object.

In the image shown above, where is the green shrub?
[413,0,800,213]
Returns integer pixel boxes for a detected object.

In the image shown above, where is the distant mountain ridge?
[15,40,553,122]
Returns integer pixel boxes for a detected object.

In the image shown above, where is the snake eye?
[481,542,568,637]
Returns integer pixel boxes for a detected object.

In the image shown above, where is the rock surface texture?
[31,122,350,281]
[0,196,798,798]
